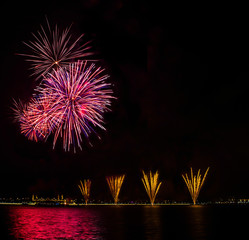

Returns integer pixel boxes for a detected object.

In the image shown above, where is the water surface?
[0,204,247,239]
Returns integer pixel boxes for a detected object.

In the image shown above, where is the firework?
[37,60,113,152]
[12,95,55,142]
[14,18,113,152]
[20,19,93,79]
[106,175,125,204]
[182,167,210,205]
[14,60,113,151]
[141,170,162,205]
[78,179,91,205]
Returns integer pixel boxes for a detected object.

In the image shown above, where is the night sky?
[0,1,249,202]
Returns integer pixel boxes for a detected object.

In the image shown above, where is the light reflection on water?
[186,205,209,240]
[143,206,162,240]
[8,206,104,239]
[1,204,248,240]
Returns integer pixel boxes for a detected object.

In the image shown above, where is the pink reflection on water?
[8,206,104,239]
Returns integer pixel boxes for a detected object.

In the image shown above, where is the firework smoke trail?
[36,60,114,152]
[182,167,210,205]
[141,170,162,205]
[20,19,93,79]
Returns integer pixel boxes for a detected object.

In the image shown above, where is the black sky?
[0,1,249,202]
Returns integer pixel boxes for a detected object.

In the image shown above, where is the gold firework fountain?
[182,167,210,205]
[106,175,125,204]
[78,179,91,205]
[141,170,162,205]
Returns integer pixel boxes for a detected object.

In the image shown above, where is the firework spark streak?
[40,61,113,151]
[20,19,93,79]
[141,170,162,205]
[13,61,114,152]
[106,175,125,204]
[13,95,55,142]
[78,179,91,205]
[182,167,210,205]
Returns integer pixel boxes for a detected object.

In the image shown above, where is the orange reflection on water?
[187,205,209,240]
[143,206,162,240]
[8,206,104,239]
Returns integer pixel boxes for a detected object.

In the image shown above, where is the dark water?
[0,204,248,239]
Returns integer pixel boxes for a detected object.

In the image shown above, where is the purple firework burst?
[35,60,114,152]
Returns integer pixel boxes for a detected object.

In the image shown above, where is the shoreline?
[0,202,190,206]
[0,202,248,206]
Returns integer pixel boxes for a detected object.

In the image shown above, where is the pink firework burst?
[36,60,114,152]
[13,94,57,142]
[20,19,93,79]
